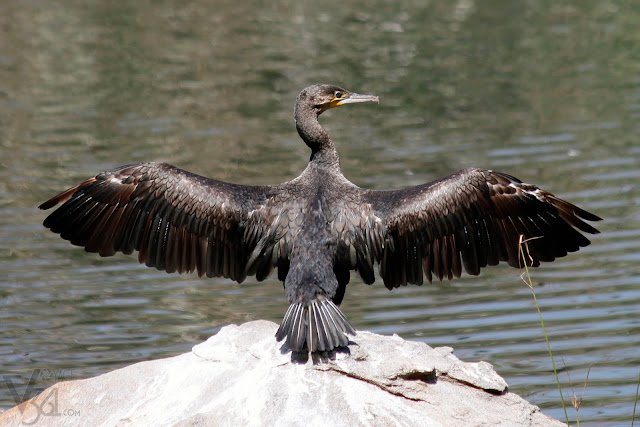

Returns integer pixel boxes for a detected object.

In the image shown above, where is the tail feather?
[276,296,356,352]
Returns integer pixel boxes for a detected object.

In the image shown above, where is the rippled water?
[1,1,639,425]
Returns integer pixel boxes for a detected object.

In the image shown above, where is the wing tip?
[39,190,74,210]
[546,195,602,236]
[38,177,98,211]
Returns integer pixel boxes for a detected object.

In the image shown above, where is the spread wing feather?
[361,168,601,289]
[39,162,277,283]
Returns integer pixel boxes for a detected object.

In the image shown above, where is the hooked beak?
[337,93,379,105]
[330,92,379,109]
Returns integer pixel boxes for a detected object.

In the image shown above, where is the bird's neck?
[295,105,341,169]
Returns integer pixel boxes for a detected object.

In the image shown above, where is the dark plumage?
[39,84,602,353]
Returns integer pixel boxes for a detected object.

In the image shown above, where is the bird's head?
[297,84,379,116]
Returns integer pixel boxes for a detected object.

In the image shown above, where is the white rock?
[0,320,562,426]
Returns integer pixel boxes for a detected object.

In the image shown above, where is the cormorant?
[39,84,601,353]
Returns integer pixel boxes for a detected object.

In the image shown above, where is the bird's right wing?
[39,162,279,283]
[357,168,601,289]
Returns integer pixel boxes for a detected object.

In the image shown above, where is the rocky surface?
[1,320,562,426]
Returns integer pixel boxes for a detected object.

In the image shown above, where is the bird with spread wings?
[40,85,601,353]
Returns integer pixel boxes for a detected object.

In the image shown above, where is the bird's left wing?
[39,162,277,283]
[358,168,601,289]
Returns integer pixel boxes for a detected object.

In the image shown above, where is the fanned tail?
[275,296,356,352]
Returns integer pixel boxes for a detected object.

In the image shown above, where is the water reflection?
[2,0,639,424]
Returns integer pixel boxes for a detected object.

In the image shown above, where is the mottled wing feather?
[361,168,601,289]
[40,162,277,283]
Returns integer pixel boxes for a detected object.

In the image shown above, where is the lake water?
[1,1,639,425]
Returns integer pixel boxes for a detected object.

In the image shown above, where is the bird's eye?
[335,91,342,99]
